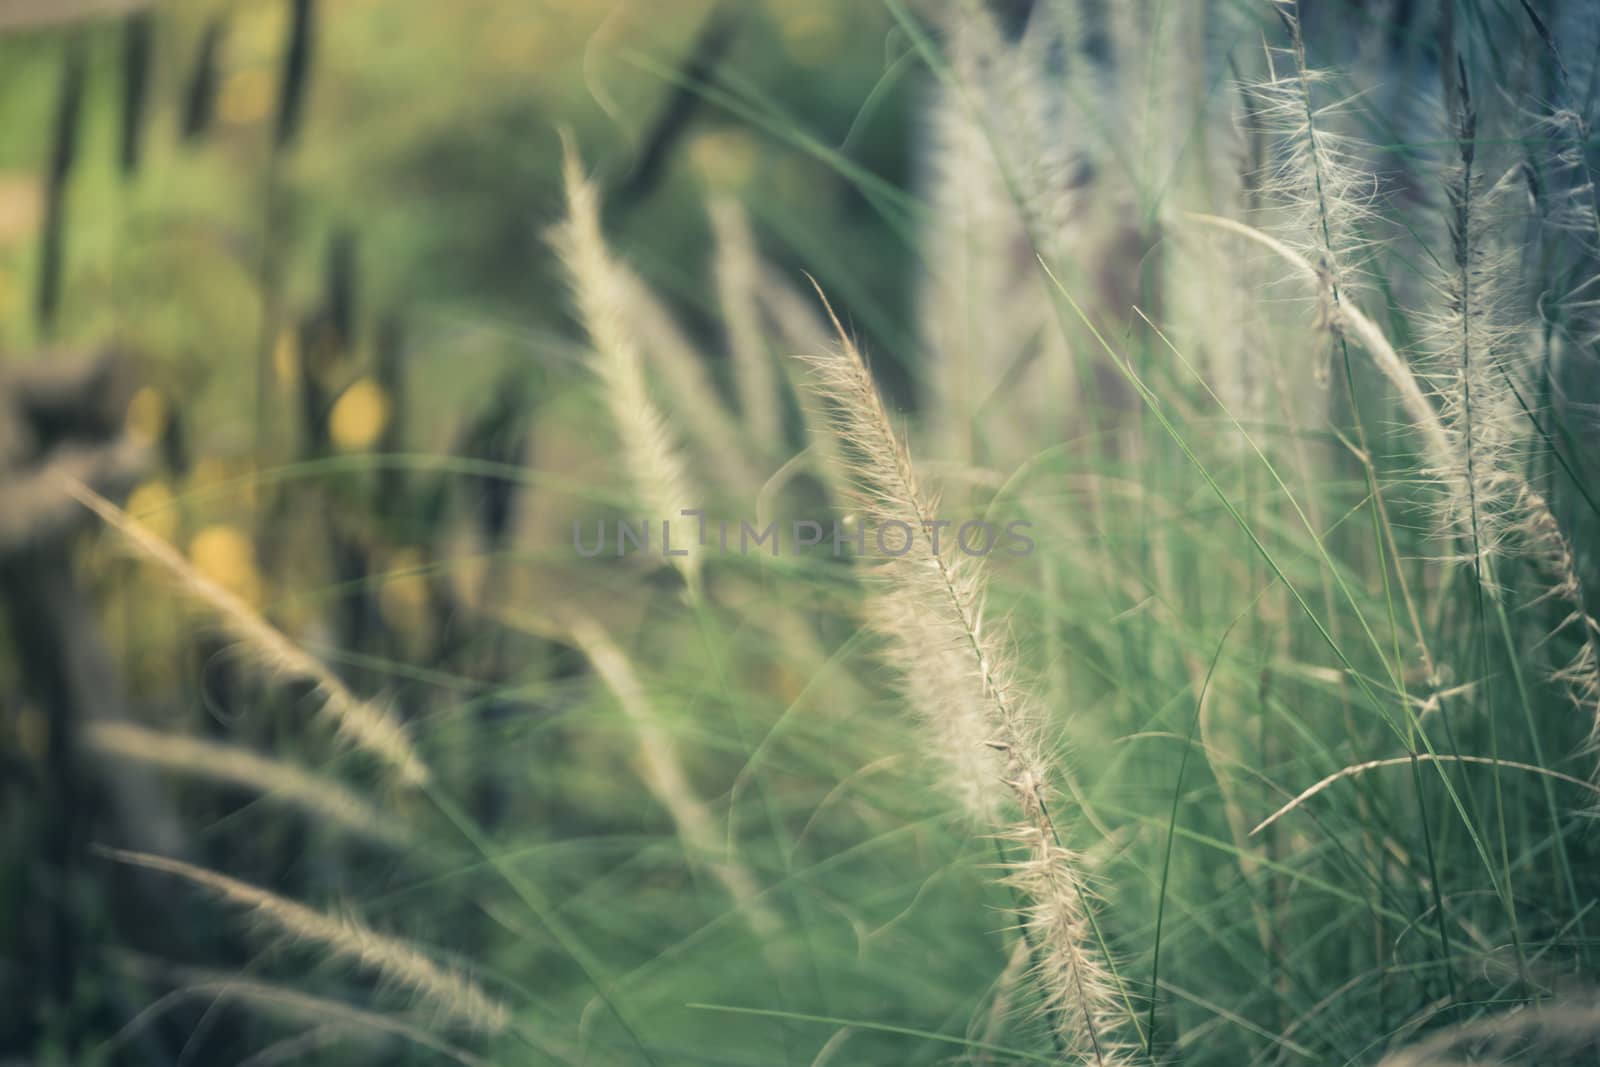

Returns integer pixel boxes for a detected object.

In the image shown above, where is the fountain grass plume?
[796,287,1140,1063]
[66,480,429,788]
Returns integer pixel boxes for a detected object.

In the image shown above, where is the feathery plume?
[918,2,1091,462]
[1500,478,1600,733]
[613,263,759,491]
[1415,62,1600,730]
[797,292,1136,1063]
[1183,212,1453,472]
[1249,7,1379,357]
[105,850,509,1033]
[66,481,429,788]
[1416,70,1531,581]
[565,612,782,941]
[86,722,407,847]
[552,139,703,592]
[1378,997,1600,1066]
[867,586,1004,824]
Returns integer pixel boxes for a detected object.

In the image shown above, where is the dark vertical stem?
[254,0,316,460]
[275,0,315,151]
[605,2,740,214]
[181,17,224,143]
[119,12,154,177]
[36,36,88,337]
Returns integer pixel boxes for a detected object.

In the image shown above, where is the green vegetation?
[4,1,1600,1064]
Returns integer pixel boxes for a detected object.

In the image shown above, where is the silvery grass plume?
[562,612,783,941]
[552,139,702,593]
[85,721,408,848]
[623,199,835,494]
[868,586,1003,825]
[580,186,838,502]
[1521,2,1600,307]
[1516,5,1600,722]
[1452,409,1600,734]
[66,481,430,788]
[104,849,511,1034]
[920,1,1231,464]
[1250,5,1379,364]
[937,0,1198,234]
[797,295,1137,1064]
[1416,68,1600,730]
[1417,76,1534,581]
[937,0,1103,247]
[917,1,1095,464]
[1183,212,1455,475]
[1158,7,1272,433]
[613,263,759,492]
[1376,997,1600,1066]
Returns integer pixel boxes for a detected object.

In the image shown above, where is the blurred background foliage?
[11,2,1600,1065]
[0,0,920,699]
[0,0,914,419]
[0,2,920,1060]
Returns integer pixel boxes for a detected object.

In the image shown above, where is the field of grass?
[3,1,1600,1064]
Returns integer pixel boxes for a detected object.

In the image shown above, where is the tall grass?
[44,0,1600,1064]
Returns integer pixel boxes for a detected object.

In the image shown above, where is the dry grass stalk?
[65,480,429,788]
[551,139,704,593]
[1378,998,1600,1065]
[105,849,510,1033]
[565,612,783,941]
[797,292,1136,1063]
[86,721,407,847]
[614,264,759,491]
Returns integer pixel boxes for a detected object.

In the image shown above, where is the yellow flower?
[329,378,390,452]
[125,481,181,544]
[190,524,263,606]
